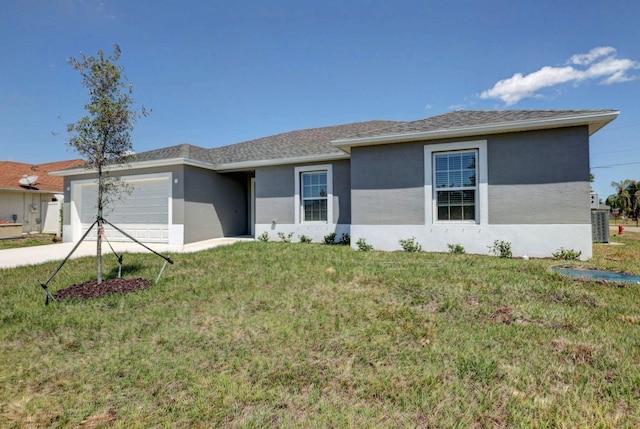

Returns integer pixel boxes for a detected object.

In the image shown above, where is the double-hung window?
[301,171,328,222]
[434,150,477,221]
[295,164,333,224]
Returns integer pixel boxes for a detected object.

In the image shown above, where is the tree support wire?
[38,216,174,306]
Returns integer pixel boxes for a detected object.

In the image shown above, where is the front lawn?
[0,234,59,250]
[1,236,639,427]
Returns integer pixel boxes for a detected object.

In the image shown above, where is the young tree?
[66,45,147,284]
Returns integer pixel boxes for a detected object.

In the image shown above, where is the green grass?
[0,234,58,250]
[1,236,640,427]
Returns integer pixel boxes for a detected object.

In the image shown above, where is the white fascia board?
[49,157,217,176]
[214,152,350,171]
[0,187,58,194]
[333,111,620,152]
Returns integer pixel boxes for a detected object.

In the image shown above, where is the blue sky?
[1,0,639,201]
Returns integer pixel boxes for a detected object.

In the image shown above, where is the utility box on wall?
[591,209,610,243]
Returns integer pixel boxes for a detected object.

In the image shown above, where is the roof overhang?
[50,152,352,176]
[332,111,620,153]
[49,157,218,177]
[0,187,60,194]
[214,152,350,171]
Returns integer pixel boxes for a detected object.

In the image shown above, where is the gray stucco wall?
[351,143,425,225]
[350,125,591,226]
[487,126,591,224]
[183,166,247,243]
[255,160,351,225]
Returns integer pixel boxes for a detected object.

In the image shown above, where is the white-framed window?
[294,164,333,224]
[424,140,488,225]
[434,150,477,221]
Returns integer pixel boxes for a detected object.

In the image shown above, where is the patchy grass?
[0,234,59,250]
[1,236,640,427]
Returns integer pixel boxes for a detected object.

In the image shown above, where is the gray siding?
[255,165,294,224]
[332,160,351,224]
[183,166,247,243]
[255,160,351,225]
[351,143,425,225]
[487,126,591,224]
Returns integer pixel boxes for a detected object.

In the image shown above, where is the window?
[294,164,333,224]
[434,150,477,221]
[301,171,328,222]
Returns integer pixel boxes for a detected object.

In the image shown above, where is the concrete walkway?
[0,237,254,269]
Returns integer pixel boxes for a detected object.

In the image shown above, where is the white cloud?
[568,46,616,66]
[480,47,640,105]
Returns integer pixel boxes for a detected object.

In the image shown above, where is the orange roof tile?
[0,159,85,193]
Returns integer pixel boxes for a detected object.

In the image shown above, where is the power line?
[591,161,640,168]
[591,148,640,156]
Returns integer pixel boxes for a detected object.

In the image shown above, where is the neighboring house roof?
[0,159,84,192]
[210,120,402,167]
[333,110,619,152]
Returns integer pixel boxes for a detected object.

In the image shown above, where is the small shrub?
[399,237,422,252]
[552,247,582,260]
[448,243,465,254]
[356,238,373,252]
[299,235,312,244]
[488,240,512,258]
[339,233,350,245]
[323,232,337,245]
[277,232,294,243]
[257,232,269,242]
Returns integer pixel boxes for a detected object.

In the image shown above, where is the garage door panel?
[77,176,169,243]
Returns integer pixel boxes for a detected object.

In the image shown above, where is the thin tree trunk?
[97,166,103,285]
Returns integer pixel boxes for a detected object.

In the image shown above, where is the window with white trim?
[434,150,477,221]
[294,164,333,224]
[301,171,328,222]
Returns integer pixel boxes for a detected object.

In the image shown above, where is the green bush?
[447,243,465,254]
[399,237,422,252]
[323,232,337,245]
[257,232,269,242]
[488,240,512,258]
[356,238,373,252]
[339,233,350,245]
[299,235,312,244]
[277,232,294,243]
[552,247,582,260]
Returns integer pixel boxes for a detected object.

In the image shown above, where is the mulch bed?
[53,278,152,301]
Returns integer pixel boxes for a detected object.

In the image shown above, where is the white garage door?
[78,176,170,243]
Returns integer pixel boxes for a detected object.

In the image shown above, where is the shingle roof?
[51,110,618,175]
[338,110,618,140]
[126,143,213,164]
[209,120,402,164]
[0,159,84,192]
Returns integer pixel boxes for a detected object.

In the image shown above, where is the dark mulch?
[53,278,152,301]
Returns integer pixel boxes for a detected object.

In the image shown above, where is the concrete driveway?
[0,237,253,269]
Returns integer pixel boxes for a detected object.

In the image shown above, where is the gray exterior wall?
[255,160,351,225]
[351,143,425,225]
[63,164,248,243]
[255,165,294,224]
[350,125,591,226]
[183,166,247,243]
[487,126,591,224]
